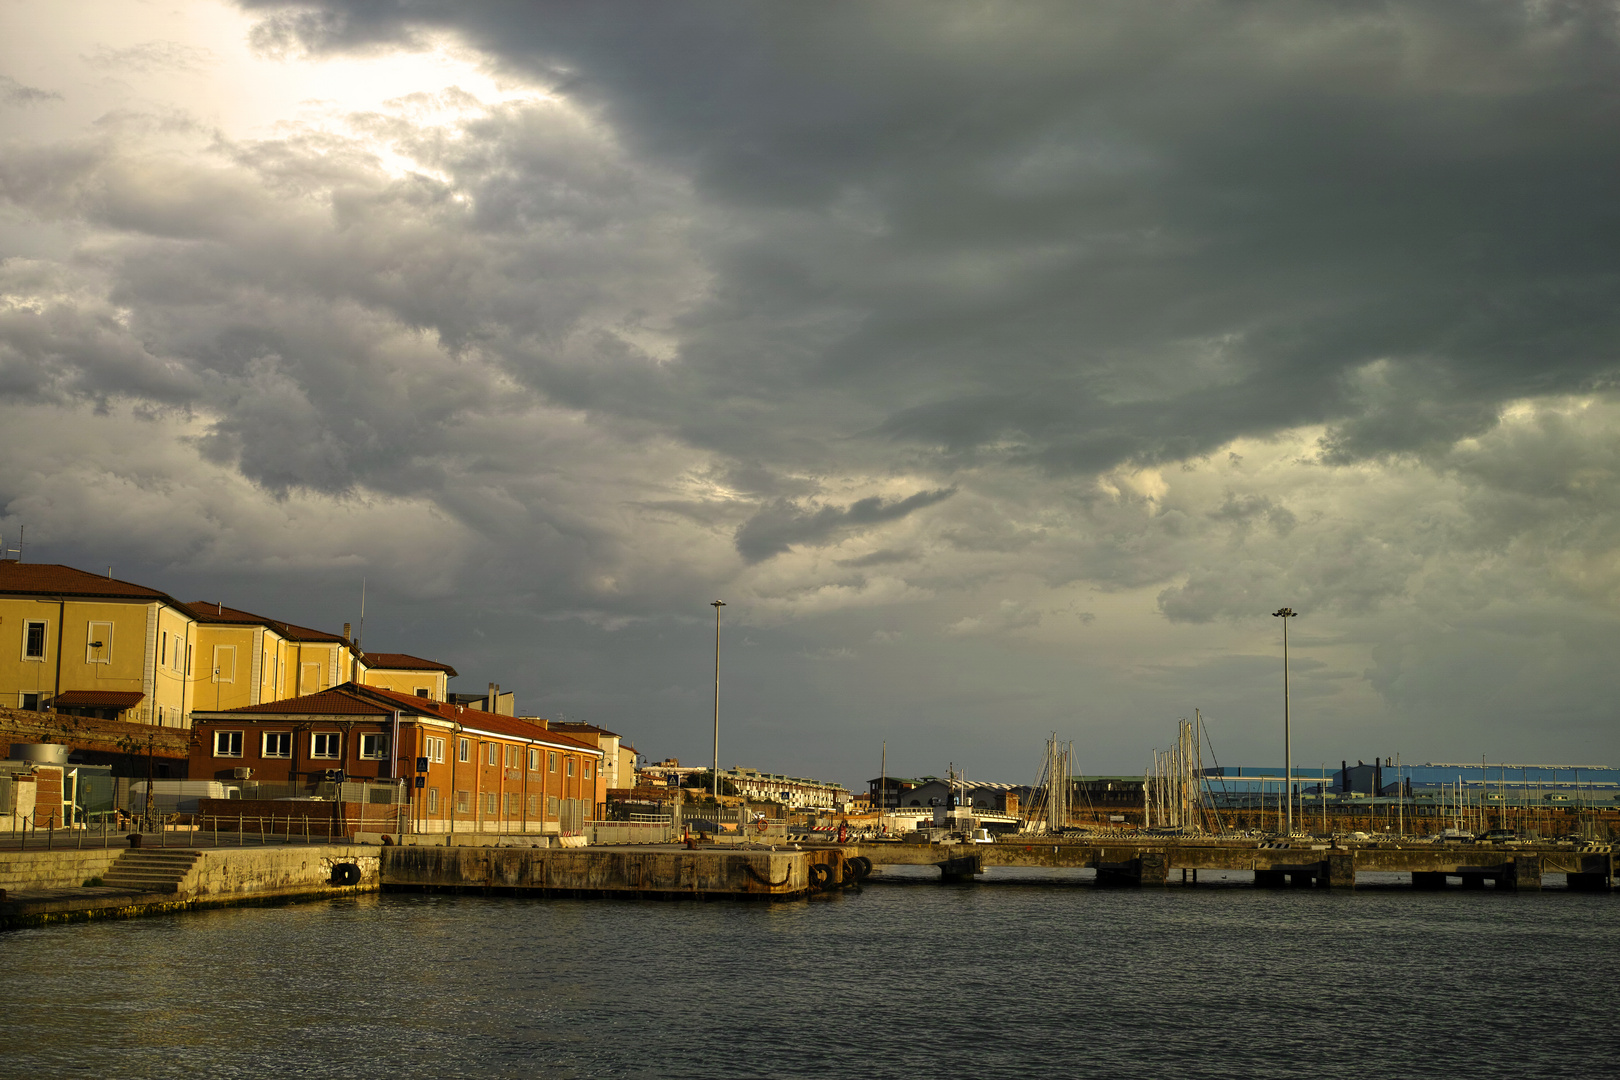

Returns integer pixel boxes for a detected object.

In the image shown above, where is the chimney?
[343,622,351,641]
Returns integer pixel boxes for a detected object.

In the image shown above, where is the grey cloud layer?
[3,2,1619,774]
[239,0,1620,482]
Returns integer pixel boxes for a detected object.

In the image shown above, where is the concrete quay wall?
[0,847,126,891]
[381,844,816,899]
[855,839,1616,890]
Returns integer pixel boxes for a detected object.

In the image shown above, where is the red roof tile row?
[198,682,598,753]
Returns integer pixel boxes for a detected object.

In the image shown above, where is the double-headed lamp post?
[711,600,726,801]
[1273,607,1297,835]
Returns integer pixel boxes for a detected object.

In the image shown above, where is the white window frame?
[458,737,470,763]
[262,731,292,758]
[528,747,539,771]
[214,730,243,757]
[485,742,498,766]
[427,786,440,814]
[549,751,558,773]
[310,732,341,759]
[86,620,114,665]
[22,619,47,661]
[360,733,389,760]
[427,736,445,764]
[414,687,430,698]
[566,757,575,778]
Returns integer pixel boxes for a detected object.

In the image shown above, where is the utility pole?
[710,600,725,801]
[1273,607,1297,835]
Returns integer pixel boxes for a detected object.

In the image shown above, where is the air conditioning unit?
[233,767,253,780]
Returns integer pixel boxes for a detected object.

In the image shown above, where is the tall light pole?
[711,600,726,801]
[1273,607,1297,835]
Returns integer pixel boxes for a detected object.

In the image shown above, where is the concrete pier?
[379,844,852,900]
[854,838,1617,892]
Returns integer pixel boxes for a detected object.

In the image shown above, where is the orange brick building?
[190,682,604,835]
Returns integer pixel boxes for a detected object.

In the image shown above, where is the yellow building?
[188,602,361,712]
[0,561,197,726]
[358,652,458,701]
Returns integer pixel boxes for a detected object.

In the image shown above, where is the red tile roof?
[188,601,349,644]
[549,722,621,738]
[199,683,598,753]
[362,652,459,677]
[0,562,177,602]
[52,690,146,708]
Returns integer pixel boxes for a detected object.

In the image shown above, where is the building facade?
[0,562,198,727]
[190,682,605,835]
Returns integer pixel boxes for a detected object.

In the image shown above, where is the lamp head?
[1272,607,1296,618]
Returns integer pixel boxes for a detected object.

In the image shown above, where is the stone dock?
[855,837,1618,890]
[0,839,861,929]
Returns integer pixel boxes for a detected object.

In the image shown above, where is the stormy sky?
[3,1,1618,787]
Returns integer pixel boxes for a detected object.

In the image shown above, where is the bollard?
[238,812,244,846]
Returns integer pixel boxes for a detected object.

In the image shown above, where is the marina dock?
[856,837,1617,890]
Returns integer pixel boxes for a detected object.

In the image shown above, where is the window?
[527,793,539,816]
[263,731,292,758]
[300,661,321,694]
[485,743,498,766]
[504,745,518,768]
[548,796,559,817]
[21,692,40,710]
[158,706,164,725]
[311,732,340,759]
[173,638,185,672]
[414,687,429,698]
[23,620,46,661]
[458,737,470,763]
[212,644,236,683]
[214,730,243,757]
[483,792,498,815]
[427,787,440,814]
[549,752,558,773]
[360,733,389,759]
[427,736,446,764]
[504,792,518,816]
[584,761,592,781]
[456,790,469,813]
[566,757,575,778]
[86,621,113,664]
[161,630,167,666]
[528,748,539,771]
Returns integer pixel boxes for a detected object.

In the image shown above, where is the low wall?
[182,845,380,902]
[382,844,811,898]
[0,848,125,891]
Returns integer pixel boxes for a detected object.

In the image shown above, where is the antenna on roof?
[217,601,222,615]
[358,577,365,652]
[1,527,20,563]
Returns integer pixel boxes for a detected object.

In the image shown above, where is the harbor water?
[5,867,1615,1079]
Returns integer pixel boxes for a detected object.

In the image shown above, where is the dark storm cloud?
[735,487,956,563]
[236,0,1620,479]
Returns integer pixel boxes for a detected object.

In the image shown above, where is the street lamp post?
[711,600,725,801]
[1273,607,1297,835]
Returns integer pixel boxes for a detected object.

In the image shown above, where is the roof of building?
[549,722,620,738]
[362,652,459,677]
[197,682,598,753]
[52,690,146,708]
[187,601,350,644]
[0,562,179,603]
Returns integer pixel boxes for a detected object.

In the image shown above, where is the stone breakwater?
[0,843,380,930]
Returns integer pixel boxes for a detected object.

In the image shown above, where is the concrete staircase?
[101,849,203,894]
